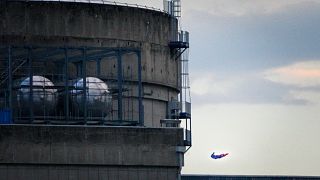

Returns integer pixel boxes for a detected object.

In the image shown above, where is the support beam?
[64,48,69,122]
[137,51,143,126]
[8,46,12,117]
[82,48,87,124]
[96,58,101,77]
[117,50,123,123]
[28,47,34,123]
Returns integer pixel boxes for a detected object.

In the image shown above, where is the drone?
[211,152,229,159]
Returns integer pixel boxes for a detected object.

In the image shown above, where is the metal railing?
[8,0,168,14]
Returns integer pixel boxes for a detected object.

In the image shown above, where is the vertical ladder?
[173,0,181,18]
[164,0,192,147]
[179,31,191,116]
[179,31,191,147]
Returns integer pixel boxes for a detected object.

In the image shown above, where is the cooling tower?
[0,1,190,179]
[0,0,180,127]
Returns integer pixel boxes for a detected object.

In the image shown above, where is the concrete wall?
[0,1,180,127]
[0,125,185,180]
[0,165,179,180]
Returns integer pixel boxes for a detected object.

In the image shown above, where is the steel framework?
[0,46,143,126]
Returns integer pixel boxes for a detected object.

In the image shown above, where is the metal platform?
[169,41,189,49]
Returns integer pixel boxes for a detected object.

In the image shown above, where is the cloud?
[185,1,320,106]
[285,90,320,105]
[106,0,319,16]
[185,1,320,72]
[264,61,320,87]
[183,0,319,17]
[191,72,237,96]
[107,0,320,16]
[190,71,290,105]
[191,65,320,106]
[263,61,320,105]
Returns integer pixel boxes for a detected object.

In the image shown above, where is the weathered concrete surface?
[0,1,174,44]
[0,125,184,179]
[0,165,179,180]
[0,1,180,127]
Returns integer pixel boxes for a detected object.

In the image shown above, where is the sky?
[120,0,320,176]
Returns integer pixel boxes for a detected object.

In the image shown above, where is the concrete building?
[0,0,191,179]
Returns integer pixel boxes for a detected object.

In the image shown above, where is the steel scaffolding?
[0,46,143,126]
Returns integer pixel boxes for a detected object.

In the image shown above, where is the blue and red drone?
[211,152,229,159]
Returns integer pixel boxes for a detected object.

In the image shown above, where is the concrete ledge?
[0,125,184,167]
[0,164,178,180]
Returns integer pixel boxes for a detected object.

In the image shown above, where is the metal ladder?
[164,0,181,17]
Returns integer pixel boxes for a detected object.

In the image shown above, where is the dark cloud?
[185,1,320,72]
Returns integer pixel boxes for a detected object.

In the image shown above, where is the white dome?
[20,76,56,93]
[72,77,109,96]
[17,76,57,116]
[71,77,112,117]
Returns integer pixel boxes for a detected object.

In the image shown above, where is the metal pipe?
[137,51,143,126]
[8,46,12,120]
[28,47,34,123]
[117,50,123,123]
[64,48,69,122]
[82,48,87,124]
